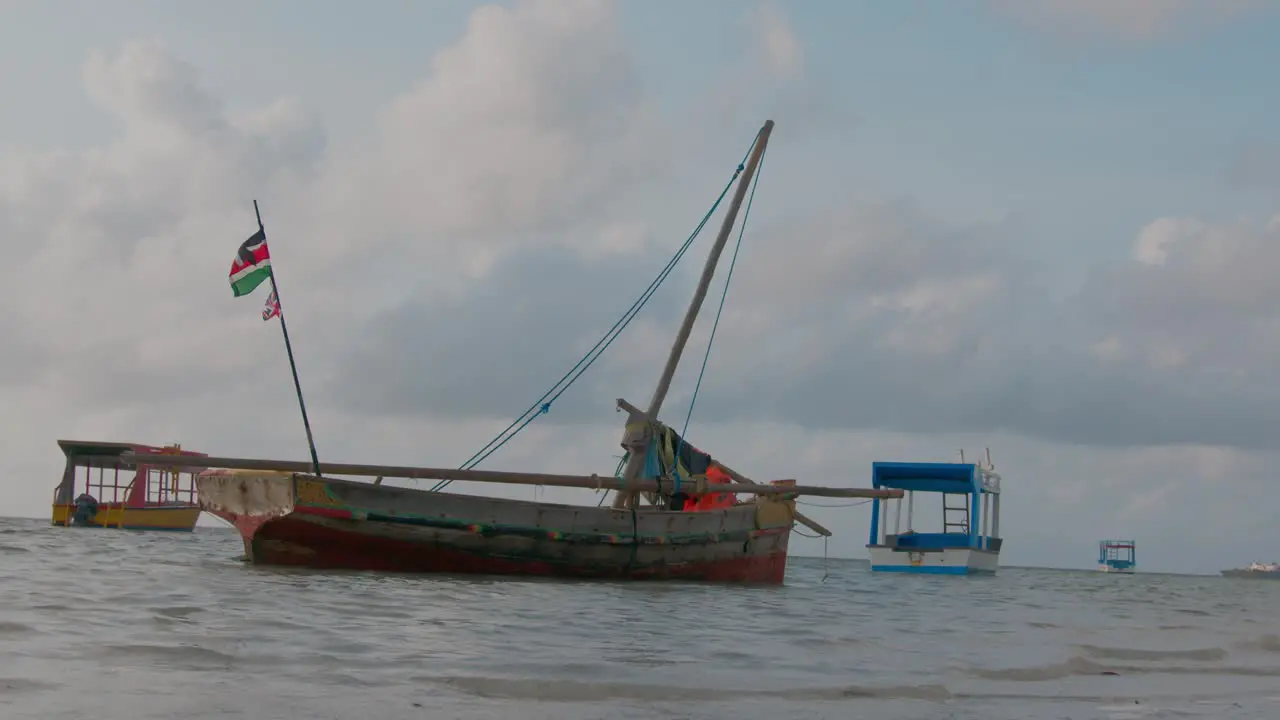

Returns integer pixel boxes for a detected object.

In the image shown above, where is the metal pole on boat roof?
[254,199,322,478]
[614,120,775,510]
[906,490,914,532]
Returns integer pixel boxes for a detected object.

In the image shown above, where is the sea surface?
[1,516,1278,720]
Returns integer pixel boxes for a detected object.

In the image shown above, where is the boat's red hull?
[215,508,789,582]
[201,472,795,584]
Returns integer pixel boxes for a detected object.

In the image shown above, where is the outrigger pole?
[614,119,775,510]
[108,452,904,501]
[254,200,322,478]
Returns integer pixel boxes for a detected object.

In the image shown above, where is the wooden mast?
[613,119,775,510]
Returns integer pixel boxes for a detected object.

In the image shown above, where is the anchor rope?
[596,452,629,507]
[670,140,769,495]
[792,531,830,581]
[430,130,763,493]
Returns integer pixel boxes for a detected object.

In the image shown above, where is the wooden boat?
[98,120,903,583]
[114,453,896,583]
[51,440,206,531]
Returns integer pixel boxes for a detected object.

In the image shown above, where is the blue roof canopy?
[871,461,979,494]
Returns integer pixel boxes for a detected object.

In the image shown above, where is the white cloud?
[1133,216,1183,265]
[748,1,803,78]
[334,0,660,274]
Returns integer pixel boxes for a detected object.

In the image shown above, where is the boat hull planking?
[199,470,796,584]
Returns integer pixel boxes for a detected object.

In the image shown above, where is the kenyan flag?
[229,228,272,297]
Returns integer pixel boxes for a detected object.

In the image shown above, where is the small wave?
[426,676,951,703]
[154,605,205,619]
[967,656,1106,681]
[29,603,74,612]
[1236,635,1280,654]
[1095,703,1157,719]
[1261,636,1280,654]
[966,655,1280,682]
[802,634,866,648]
[706,648,765,662]
[1027,621,1059,629]
[0,677,58,694]
[97,643,236,668]
[316,672,386,688]
[0,621,37,636]
[1078,645,1227,662]
[0,544,29,554]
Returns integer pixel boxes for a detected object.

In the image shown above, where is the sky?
[3,0,1280,574]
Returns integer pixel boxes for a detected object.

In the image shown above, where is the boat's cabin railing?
[867,454,1004,551]
[54,445,205,508]
[1098,540,1137,568]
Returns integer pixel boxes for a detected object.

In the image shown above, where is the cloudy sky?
[3,0,1279,574]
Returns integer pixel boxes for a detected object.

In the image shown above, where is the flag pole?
[254,199,322,477]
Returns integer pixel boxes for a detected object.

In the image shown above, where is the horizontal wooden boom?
[106,453,903,500]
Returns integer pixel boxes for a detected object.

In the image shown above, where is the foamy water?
[1,516,1278,719]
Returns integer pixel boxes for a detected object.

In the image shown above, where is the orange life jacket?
[689,465,735,511]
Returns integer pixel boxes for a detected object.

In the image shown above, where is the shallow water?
[1,516,1278,719]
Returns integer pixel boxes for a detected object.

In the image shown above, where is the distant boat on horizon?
[1221,561,1280,579]
[1098,539,1136,574]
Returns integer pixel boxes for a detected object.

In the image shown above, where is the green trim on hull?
[294,501,788,546]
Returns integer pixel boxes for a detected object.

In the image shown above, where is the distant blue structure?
[1098,540,1136,573]
[866,449,1004,575]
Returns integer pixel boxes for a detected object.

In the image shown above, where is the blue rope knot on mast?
[429,127,767,494]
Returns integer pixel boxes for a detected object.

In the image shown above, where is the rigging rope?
[670,140,769,495]
[429,131,763,493]
[597,452,629,507]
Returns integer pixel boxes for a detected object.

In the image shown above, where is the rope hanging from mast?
[429,131,762,493]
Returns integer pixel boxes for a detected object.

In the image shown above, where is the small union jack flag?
[262,289,281,321]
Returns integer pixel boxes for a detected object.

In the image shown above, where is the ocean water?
[1,516,1278,720]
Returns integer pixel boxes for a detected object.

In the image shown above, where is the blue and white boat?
[1098,540,1136,573]
[866,450,1003,575]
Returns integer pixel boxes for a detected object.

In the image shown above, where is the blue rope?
[597,452,629,506]
[671,140,768,495]
[429,130,762,492]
